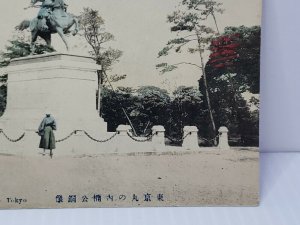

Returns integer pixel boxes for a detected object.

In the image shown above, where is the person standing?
[38,114,56,158]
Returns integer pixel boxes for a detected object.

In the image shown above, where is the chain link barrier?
[166,133,220,146]
[165,132,191,143]
[55,130,79,143]
[0,129,25,142]
[55,130,118,143]
[126,132,154,142]
[0,128,119,144]
[83,131,118,143]
[1,128,221,146]
[199,134,220,144]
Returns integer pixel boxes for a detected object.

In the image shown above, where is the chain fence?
[126,132,154,142]
[83,131,118,143]
[199,134,220,144]
[55,130,119,143]
[0,129,25,142]
[165,132,192,143]
[166,133,220,146]
[55,130,79,143]
[0,128,222,146]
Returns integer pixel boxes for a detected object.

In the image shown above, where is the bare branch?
[173,62,202,69]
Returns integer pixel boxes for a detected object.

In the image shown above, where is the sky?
[0,0,261,92]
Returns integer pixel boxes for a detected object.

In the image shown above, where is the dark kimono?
[38,116,56,150]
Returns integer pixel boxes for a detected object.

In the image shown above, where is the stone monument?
[0,0,111,154]
[0,53,109,154]
[0,0,226,155]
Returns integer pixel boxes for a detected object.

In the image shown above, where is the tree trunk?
[208,0,220,35]
[97,69,103,116]
[211,12,220,34]
[196,32,217,145]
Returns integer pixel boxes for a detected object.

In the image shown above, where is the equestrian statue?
[16,0,79,53]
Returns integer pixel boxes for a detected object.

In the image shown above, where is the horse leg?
[44,33,52,48]
[30,31,38,55]
[57,27,69,51]
[71,17,79,36]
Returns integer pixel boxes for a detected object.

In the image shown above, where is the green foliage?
[158,46,174,57]
[79,8,125,84]
[207,26,261,94]
[102,86,171,135]
[0,82,7,117]
[199,75,257,145]
[167,86,203,140]
[2,40,54,60]
[156,63,178,73]
[134,86,171,134]
[225,26,261,94]
[182,0,224,14]
[101,85,206,143]
[167,0,223,32]
[199,26,261,145]
[157,0,222,66]
[157,0,224,141]
[101,87,137,132]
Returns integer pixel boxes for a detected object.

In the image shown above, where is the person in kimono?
[38,114,56,158]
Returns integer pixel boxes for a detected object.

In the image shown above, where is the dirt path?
[0,149,259,208]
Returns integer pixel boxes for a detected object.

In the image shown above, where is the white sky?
[0,0,261,92]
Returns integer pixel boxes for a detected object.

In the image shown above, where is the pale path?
[0,148,258,208]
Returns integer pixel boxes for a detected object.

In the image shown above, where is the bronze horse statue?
[16,0,79,53]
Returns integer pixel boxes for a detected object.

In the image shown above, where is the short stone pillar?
[151,125,166,150]
[218,126,230,150]
[182,126,199,150]
[117,125,131,136]
[114,125,132,153]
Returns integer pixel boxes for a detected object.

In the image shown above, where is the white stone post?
[218,126,230,150]
[182,126,199,150]
[151,125,166,150]
[117,125,131,136]
[114,125,132,153]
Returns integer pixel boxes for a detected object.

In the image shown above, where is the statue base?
[0,52,110,154]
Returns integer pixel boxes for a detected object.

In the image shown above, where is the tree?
[199,74,254,145]
[206,26,261,94]
[166,86,203,143]
[224,26,261,94]
[181,0,224,34]
[79,8,126,113]
[201,26,261,146]
[0,39,54,116]
[0,82,6,117]
[101,87,137,132]
[133,86,171,135]
[156,0,224,144]
[102,86,171,135]
[101,85,205,144]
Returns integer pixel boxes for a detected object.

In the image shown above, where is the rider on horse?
[17,0,78,53]
[31,0,68,29]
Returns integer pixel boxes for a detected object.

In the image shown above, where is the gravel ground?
[0,148,259,209]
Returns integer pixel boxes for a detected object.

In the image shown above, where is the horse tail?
[15,20,31,31]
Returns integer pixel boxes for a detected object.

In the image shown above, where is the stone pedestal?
[0,52,107,153]
[182,126,199,150]
[151,125,165,151]
[218,126,230,150]
[116,125,131,136]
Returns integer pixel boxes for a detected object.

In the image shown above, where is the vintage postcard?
[0,0,261,208]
